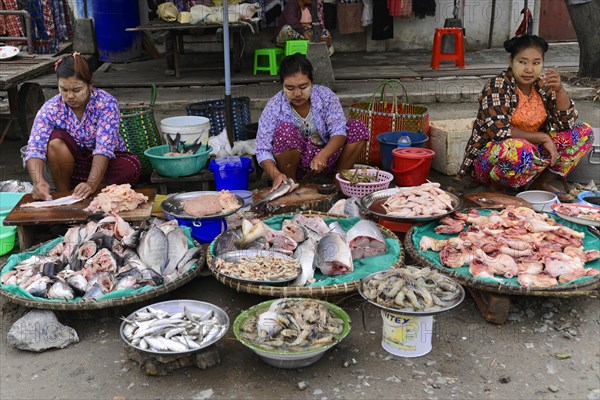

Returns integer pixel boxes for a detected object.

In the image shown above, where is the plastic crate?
[186,97,251,141]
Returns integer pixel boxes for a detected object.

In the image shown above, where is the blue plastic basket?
[186,97,252,141]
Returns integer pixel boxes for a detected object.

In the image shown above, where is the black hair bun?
[504,36,517,53]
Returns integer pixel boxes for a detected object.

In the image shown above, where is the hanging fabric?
[387,0,411,18]
[23,0,72,54]
[323,0,337,30]
[371,0,393,40]
[362,0,373,26]
[515,7,533,36]
[337,0,364,34]
[413,0,435,19]
[0,0,24,45]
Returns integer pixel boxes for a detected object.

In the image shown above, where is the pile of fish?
[122,306,227,353]
[214,215,389,285]
[382,182,454,218]
[1,215,200,300]
[85,184,148,214]
[251,178,299,211]
[214,254,301,282]
[361,266,462,312]
[328,197,361,217]
[240,299,345,351]
[182,190,240,217]
[420,207,600,288]
[163,133,203,157]
[339,167,381,184]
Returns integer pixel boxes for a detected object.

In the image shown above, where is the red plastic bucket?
[391,148,435,186]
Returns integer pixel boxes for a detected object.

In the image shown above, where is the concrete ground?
[1,43,599,400]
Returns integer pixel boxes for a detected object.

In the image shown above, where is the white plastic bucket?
[160,116,210,145]
[515,190,559,212]
[380,310,433,357]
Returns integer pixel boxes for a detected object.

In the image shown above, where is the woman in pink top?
[25,53,140,201]
[274,0,333,55]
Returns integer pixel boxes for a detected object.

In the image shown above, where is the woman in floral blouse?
[25,53,140,201]
[457,35,593,202]
[256,54,368,190]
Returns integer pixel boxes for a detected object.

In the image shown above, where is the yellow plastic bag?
[157,2,178,22]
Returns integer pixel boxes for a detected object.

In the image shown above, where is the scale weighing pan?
[552,203,600,227]
[161,191,243,220]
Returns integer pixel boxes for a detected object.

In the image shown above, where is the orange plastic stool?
[430,27,464,69]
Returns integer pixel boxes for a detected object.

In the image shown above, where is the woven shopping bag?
[349,80,429,167]
[119,85,161,178]
[186,97,251,141]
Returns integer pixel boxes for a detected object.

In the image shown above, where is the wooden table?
[3,188,156,250]
[126,20,257,78]
[0,55,56,144]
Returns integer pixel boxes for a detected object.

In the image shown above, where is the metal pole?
[223,0,234,146]
[488,0,496,49]
[311,0,319,42]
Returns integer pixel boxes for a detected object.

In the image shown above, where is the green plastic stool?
[254,48,283,75]
[284,40,309,56]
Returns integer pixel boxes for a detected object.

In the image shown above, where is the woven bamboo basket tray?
[404,227,599,298]
[206,211,405,298]
[0,240,206,311]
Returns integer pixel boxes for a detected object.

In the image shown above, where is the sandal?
[554,192,576,203]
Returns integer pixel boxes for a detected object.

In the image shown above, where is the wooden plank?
[4,188,156,226]
[0,57,57,88]
[126,21,251,32]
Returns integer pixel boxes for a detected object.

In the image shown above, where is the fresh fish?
[83,282,105,300]
[282,219,307,243]
[291,238,316,286]
[24,276,51,297]
[66,274,88,295]
[328,221,346,240]
[115,276,140,291]
[162,229,189,276]
[344,197,362,217]
[47,281,75,300]
[251,178,298,211]
[138,226,168,274]
[293,214,330,236]
[345,220,388,260]
[77,240,98,260]
[21,195,84,208]
[140,268,164,286]
[122,230,141,248]
[175,247,200,273]
[88,232,116,250]
[313,232,354,275]
[272,235,298,252]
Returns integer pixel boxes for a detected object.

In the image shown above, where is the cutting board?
[253,184,337,215]
[464,192,532,209]
[4,188,156,226]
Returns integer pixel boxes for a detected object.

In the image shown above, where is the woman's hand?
[271,172,289,192]
[73,181,97,199]
[310,151,328,173]
[541,137,559,166]
[32,181,52,201]
[541,68,564,94]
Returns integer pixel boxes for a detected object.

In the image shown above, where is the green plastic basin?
[0,192,25,217]
[0,217,17,256]
[144,145,212,177]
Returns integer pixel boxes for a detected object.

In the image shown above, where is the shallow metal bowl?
[360,187,463,222]
[233,298,351,369]
[358,269,465,317]
[161,191,243,220]
[120,299,229,356]
[214,250,302,285]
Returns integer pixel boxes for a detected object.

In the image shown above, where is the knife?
[300,169,316,185]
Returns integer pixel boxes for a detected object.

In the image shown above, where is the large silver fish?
[313,232,354,275]
[345,220,387,260]
[162,228,189,276]
[138,226,168,274]
[292,237,316,286]
[251,178,298,211]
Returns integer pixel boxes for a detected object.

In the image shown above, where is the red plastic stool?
[430,27,465,69]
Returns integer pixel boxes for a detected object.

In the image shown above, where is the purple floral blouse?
[25,88,125,161]
[256,84,347,164]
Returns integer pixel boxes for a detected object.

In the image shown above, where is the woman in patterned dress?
[24,53,141,201]
[457,35,593,201]
[256,54,368,190]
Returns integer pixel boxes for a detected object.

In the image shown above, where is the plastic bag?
[230,139,256,156]
[0,180,33,193]
[208,128,233,158]
[157,2,178,22]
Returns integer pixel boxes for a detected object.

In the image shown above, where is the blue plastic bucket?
[376,132,429,172]
[209,157,254,191]
[93,0,142,62]
[175,218,227,244]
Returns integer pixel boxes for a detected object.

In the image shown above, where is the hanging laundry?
[413,0,435,19]
[362,0,373,26]
[372,0,392,40]
[337,2,364,34]
[387,0,411,18]
[23,0,72,54]
[0,0,24,46]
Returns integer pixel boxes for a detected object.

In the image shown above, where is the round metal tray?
[552,204,600,227]
[213,250,302,285]
[120,299,229,356]
[358,269,465,316]
[359,187,463,222]
[161,191,243,220]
